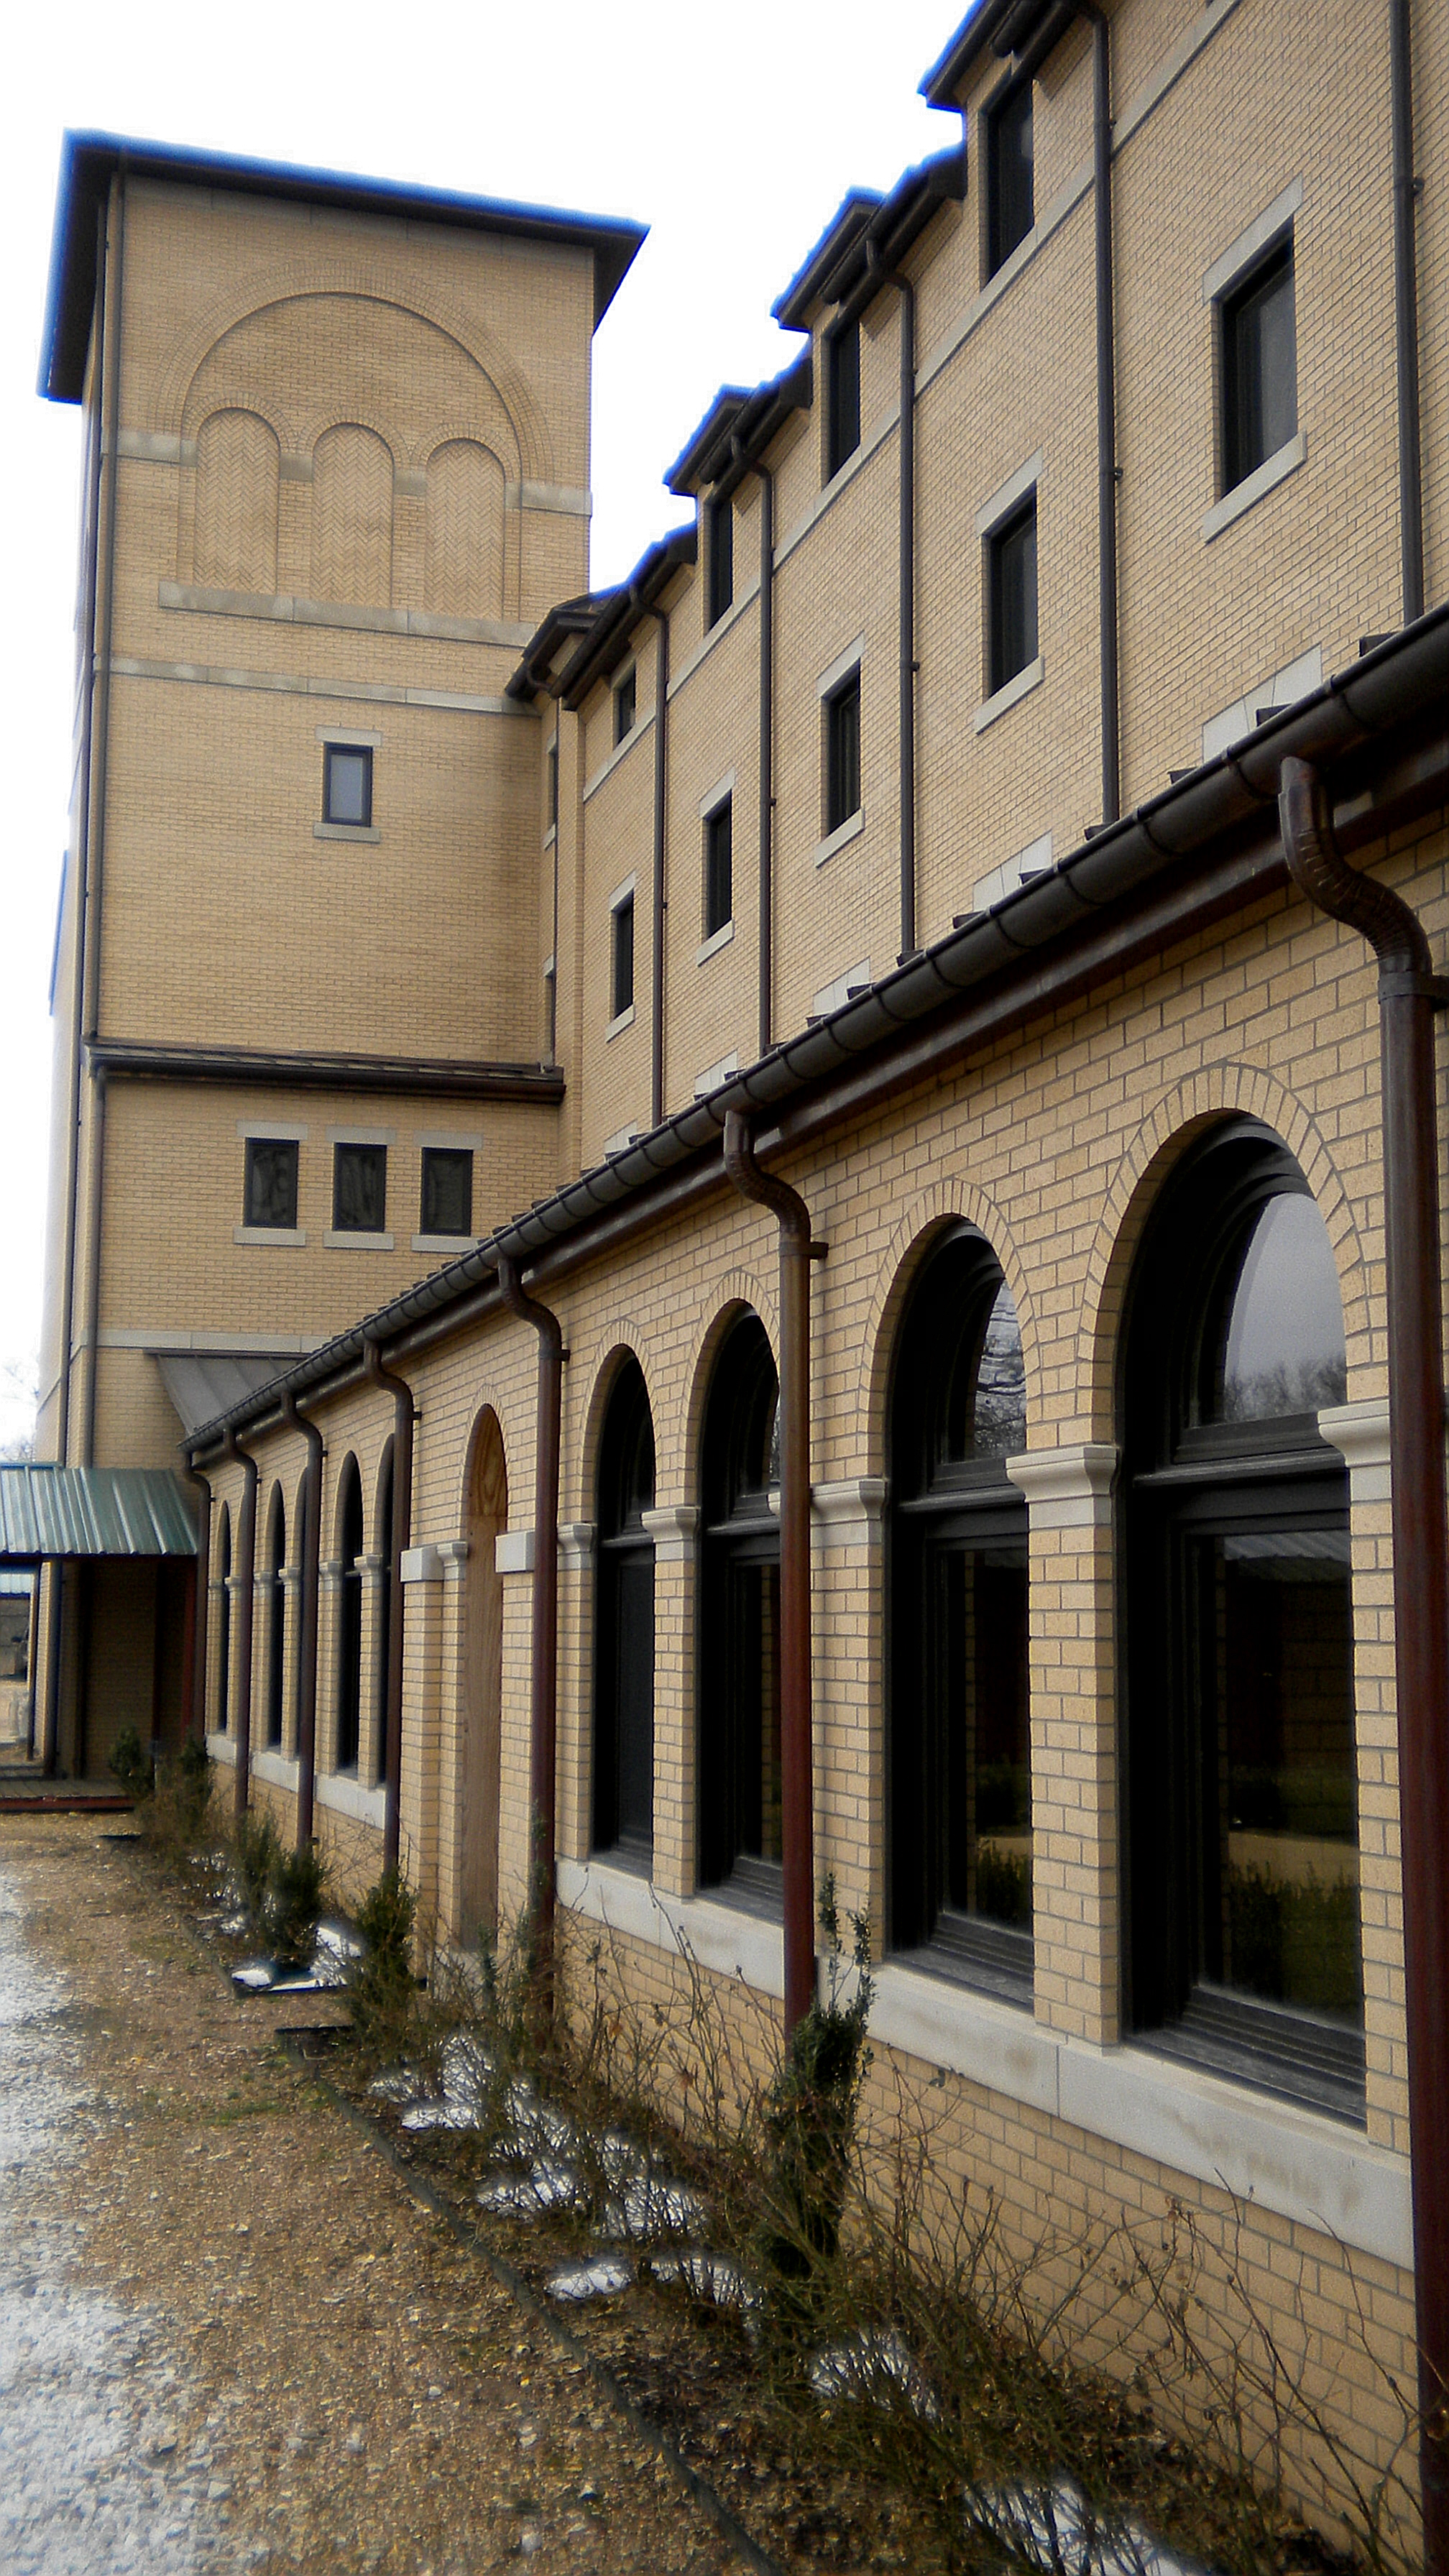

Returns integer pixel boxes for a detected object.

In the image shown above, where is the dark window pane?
[324,744,372,826]
[1222,244,1297,490]
[988,497,1038,696]
[704,800,732,937]
[546,736,558,832]
[244,1137,298,1230]
[827,321,861,479]
[699,1313,782,1893]
[614,666,636,745]
[826,673,861,834]
[333,1142,387,1233]
[942,1545,1031,1928]
[420,1147,473,1238]
[1217,1192,1346,1420]
[612,893,635,1017]
[988,80,1034,275]
[336,1467,364,1772]
[707,497,734,627]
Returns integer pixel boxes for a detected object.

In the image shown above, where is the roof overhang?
[919,0,1075,108]
[0,1466,198,1563]
[40,130,648,402]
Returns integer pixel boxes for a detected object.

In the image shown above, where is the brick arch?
[677,1270,778,1505]
[1076,1064,1379,1442]
[157,265,553,484]
[856,1177,1039,1480]
[570,1322,658,1524]
[190,408,280,593]
[451,1384,525,1535]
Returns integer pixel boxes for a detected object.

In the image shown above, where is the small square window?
[825,320,861,481]
[824,669,862,837]
[612,891,635,1019]
[613,665,636,747]
[333,1142,387,1233]
[985,494,1039,697]
[1220,241,1297,494]
[704,798,733,939]
[323,742,372,827]
[420,1147,473,1238]
[706,497,734,629]
[244,1137,298,1230]
[986,78,1034,277]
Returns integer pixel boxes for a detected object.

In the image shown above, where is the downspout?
[496,1256,564,1961]
[221,1427,258,1822]
[1278,758,1449,2562]
[1390,0,1424,624]
[282,1391,323,1850]
[722,1113,827,2034]
[1080,3,1120,824]
[756,461,775,1057]
[80,165,127,1468]
[648,605,669,1130]
[364,1339,414,1874]
[188,1473,212,1742]
[80,1072,107,1466]
[868,245,919,960]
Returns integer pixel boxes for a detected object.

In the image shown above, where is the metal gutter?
[771,192,883,332]
[183,610,1448,1467]
[663,358,813,510]
[86,1038,564,1103]
[556,531,695,711]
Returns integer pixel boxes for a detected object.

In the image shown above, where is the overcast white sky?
[0,0,968,1455]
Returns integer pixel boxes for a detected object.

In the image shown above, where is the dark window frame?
[825,317,861,482]
[984,492,1039,700]
[610,888,635,1020]
[984,73,1034,280]
[593,1355,657,1867]
[613,663,637,747]
[1218,235,1298,497]
[824,665,862,838]
[335,1460,364,1775]
[420,1146,474,1239]
[243,1135,299,1231]
[546,733,558,834]
[698,1312,782,1909]
[705,494,734,628]
[323,741,373,828]
[332,1141,387,1235]
[703,795,733,940]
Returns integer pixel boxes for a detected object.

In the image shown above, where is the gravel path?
[0,1816,760,2575]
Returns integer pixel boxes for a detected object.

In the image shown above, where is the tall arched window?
[888,1227,1030,1999]
[335,1459,364,1774]
[593,1357,656,1866]
[699,1312,781,1902]
[1121,1122,1361,2117]
[374,1443,393,1790]
[215,1504,232,1734]
[264,1485,286,1751]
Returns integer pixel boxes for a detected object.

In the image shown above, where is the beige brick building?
[22,0,1449,2549]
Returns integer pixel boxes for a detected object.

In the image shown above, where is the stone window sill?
[315,822,380,843]
[974,654,1044,734]
[696,920,735,966]
[234,1225,305,1247]
[814,809,865,869]
[1202,432,1306,542]
[323,1230,394,1251]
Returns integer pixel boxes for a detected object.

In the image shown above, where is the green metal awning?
[0,1466,198,1563]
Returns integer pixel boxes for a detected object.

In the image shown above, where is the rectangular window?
[706,496,734,628]
[323,742,372,827]
[704,797,733,938]
[824,668,861,836]
[986,78,1034,277]
[613,664,636,747]
[1220,241,1297,494]
[420,1147,473,1238]
[825,319,861,480]
[611,890,635,1018]
[333,1141,387,1233]
[985,494,1039,697]
[244,1136,298,1230]
[546,735,558,833]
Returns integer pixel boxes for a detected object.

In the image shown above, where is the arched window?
[593,1357,656,1865]
[1121,1122,1361,2117]
[264,1485,286,1750]
[335,1459,364,1774]
[699,1312,781,1901]
[888,1227,1030,1999]
[374,1443,393,1790]
[215,1504,232,1734]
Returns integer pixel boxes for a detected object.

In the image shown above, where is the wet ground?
[0,1816,762,2574]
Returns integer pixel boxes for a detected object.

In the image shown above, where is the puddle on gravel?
[0,1868,227,2574]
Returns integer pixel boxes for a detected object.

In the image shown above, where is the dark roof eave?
[40,131,648,401]
[663,390,752,499]
[507,596,610,702]
[817,144,968,320]
[183,609,1449,1463]
[556,528,696,709]
[771,190,883,331]
[665,354,813,502]
[919,0,1076,107]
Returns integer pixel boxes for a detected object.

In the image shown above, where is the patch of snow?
[809,2329,937,2419]
[650,2251,761,2312]
[602,2176,710,2243]
[544,2255,633,2304]
[970,2476,1212,2576]
[477,2160,585,2219]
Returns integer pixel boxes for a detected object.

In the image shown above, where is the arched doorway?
[593,1356,656,1867]
[459,1409,507,1942]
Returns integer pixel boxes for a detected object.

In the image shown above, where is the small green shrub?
[268,1839,328,1972]
[755,1877,873,2319]
[107,1723,152,1800]
[346,1867,418,2040]
[174,1734,213,1834]
[233,1808,282,1934]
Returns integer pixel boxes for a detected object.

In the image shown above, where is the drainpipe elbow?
[1279,755,1432,978]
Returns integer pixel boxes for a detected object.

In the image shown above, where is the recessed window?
[985,78,1034,277]
[824,667,862,837]
[698,1310,781,1901]
[333,1141,387,1233]
[1220,240,1297,494]
[323,742,372,827]
[244,1136,298,1230]
[593,1354,656,1867]
[985,494,1039,698]
[825,318,861,481]
[704,797,733,939]
[706,496,734,629]
[420,1146,473,1238]
[546,735,558,833]
[611,890,635,1019]
[613,664,636,747]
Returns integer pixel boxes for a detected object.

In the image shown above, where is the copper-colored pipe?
[221,1427,257,1821]
[364,1338,413,1874]
[1279,758,1449,2562]
[282,1390,323,1852]
[722,1113,824,2034]
[497,1256,564,1958]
